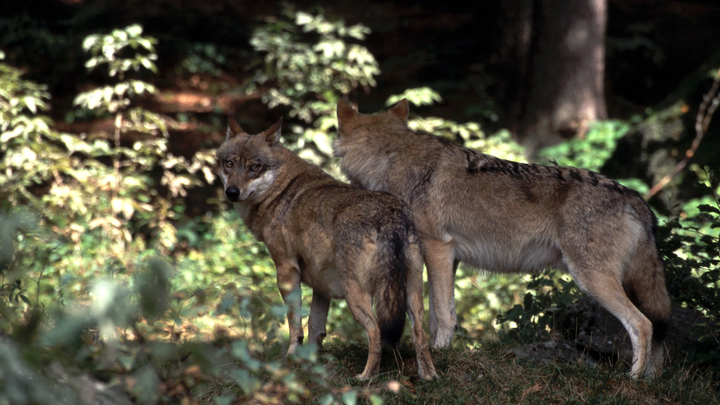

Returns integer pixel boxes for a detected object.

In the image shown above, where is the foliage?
[453,266,530,342]
[248,6,380,166]
[660,167,720,376]
[495,270,581,343]
[0,210,380,405]
[0,50,56,210]
[67,24,213,257]
[396,87,527,163]
[0,13,71,80]
[386,87,443,107]
[81,24,158,79]
[179,43,227,77]
[537,119,653,193]
[0,19,390,404]
[538,120,630,172]
[171,208,281,339]
[250,6,378,122]
[2,6,720,405]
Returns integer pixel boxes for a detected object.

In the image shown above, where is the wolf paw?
[355,372,372,381]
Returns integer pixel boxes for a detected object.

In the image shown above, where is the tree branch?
[646,68,720,200]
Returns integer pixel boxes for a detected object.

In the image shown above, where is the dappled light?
[1,1,720,404]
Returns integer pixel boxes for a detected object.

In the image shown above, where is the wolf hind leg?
[569,264,653,378]
[624,239,671,378]
[343,279,382,380]
[406,243,438,380]
[308,291,331,348]
[424,238,457,348]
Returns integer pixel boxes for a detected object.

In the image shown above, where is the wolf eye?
[248,164,261,172]
[224,160,233,169]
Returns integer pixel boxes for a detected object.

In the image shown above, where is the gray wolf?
[216,115,437,380]
[334,99,671,378]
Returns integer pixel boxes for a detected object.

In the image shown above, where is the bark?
[498,0,608,155]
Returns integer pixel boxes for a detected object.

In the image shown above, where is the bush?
[660,167,720,376]
[247,5,380,167]
[0,18,390,404]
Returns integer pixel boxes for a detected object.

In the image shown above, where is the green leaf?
[1,127,23,143]
[18,294,31,305]
[231,369,259,394]
[23,96,37,114]
[698,204,720,215]
[386,87,442,107]
[319,393,336,405]
[341,391,358,405]
[126,24,143,38]
[82,35,98,51]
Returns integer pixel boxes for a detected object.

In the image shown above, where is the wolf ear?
[262,117,283,147]
[227,115,248,140]
[389,99,409,125]
[336,100,358,128]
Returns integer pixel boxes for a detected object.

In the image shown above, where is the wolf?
[334,99,672,378]
[216,115,437,381]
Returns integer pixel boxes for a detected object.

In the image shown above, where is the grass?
[192,331,719,405]
[286,338,719,405]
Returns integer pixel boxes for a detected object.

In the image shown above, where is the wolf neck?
[238,147,327,240]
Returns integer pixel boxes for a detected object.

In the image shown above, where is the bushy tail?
[374,228,409,347]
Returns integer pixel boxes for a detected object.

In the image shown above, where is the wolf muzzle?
[225,186,241,202]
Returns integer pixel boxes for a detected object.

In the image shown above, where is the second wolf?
[335,99,671,378]
[216,116,437,380]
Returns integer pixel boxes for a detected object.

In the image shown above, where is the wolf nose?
[225,186,240,201]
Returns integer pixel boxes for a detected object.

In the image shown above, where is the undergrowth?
[1,9,719,405]
[308,339,720,405]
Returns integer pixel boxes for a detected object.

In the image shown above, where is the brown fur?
[216,116,437,380]
[335,99,672,378]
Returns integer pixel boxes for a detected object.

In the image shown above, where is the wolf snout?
[225,186,241,201]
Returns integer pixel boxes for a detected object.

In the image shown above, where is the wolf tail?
[374,227,409,347]
[626,199,672,344]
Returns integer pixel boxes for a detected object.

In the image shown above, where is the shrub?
[247,6,380,167]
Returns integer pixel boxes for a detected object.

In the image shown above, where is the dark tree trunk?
[497,0,608,156]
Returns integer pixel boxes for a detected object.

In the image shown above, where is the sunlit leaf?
[126,24,143,38]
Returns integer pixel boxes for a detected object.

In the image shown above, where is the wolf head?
[334,99,409,158]
[335,99,414,192]
[216,116,283,203]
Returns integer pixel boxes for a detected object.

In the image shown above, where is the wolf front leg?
[308,291,331,348]
[276,262,303,355]
[423,238,457,349]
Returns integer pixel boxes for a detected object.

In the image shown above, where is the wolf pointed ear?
[262,117,283,147]
[336,99,358,127]
[389,98,409,125]
[227,115,248,140]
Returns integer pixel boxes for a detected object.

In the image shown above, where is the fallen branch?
[646,68,720,200]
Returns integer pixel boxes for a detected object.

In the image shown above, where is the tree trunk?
[498,0,608,156]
